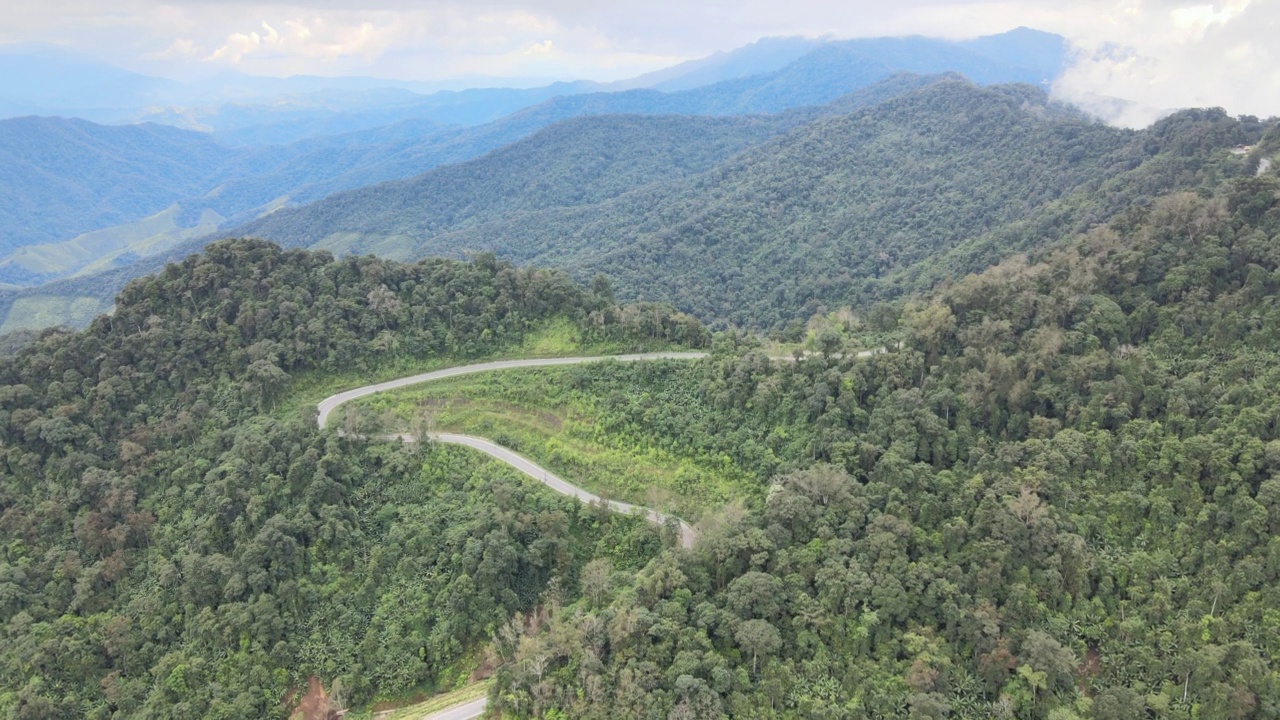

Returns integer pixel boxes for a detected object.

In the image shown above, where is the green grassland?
[343,361,756,520]
[281,316,690,420]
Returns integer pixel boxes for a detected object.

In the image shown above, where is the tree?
[580,559,613,610]
[726,572,784,620]
[735,619,781,675]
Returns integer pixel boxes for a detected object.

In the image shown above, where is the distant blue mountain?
[0,117,237,252]
[135,24,1069,232]
[619,36,828,91]
[0,44,180,115]
[0,27,1072,286]
[957,26,1069,82]
[1,28,1066,140]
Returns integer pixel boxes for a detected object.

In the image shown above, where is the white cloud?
[149,37,198,60]
[1051,0,1280,126]
[524,39,554,54]
[201,15,399,67]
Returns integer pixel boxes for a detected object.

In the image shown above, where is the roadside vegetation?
[0,241,700,717]
[343,361,757,520]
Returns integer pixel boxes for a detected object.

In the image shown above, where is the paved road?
[421,697,487,720]
[316,348,898,551]
[316,352,709,548]
[328,347,895,719]
[422,433,696,548]
[317,352,708,429]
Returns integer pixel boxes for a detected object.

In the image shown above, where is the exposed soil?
[469,658,496,683]
[1077,645,1101,694]
[290,676,340,720]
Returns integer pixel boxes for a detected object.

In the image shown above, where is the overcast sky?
[1,0,1276,125]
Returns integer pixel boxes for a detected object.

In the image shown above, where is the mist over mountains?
[0,27,1069,320]
[5,24,1272,336]
[1,28,1064,130]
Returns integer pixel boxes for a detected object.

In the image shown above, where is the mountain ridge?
[233,79,1250,330]
[0,27,1065,292]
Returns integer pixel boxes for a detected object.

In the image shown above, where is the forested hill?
[0,28,1065,298]
[0,117,237,251]
[0,239,705,716]
[487,175,1280,719]
[241,113,806,257]
[0,108,820,329]
[239,79,1268,330]
[0,78,938,331]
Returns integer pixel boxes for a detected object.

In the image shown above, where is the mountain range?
[227,81,1264,328]
[3,71,1273,335]
[0,27,1070,306]
[5,24,1280,719]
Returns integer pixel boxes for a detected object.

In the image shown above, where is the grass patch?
[276,317,686,423]
[343,679,491,720]
[381,680,489,719]
[343,363,754,520]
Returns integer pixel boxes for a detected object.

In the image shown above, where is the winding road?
[316,352,710,549]
[322,347,893,720]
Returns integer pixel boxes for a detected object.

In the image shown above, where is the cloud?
[149,37,198,60]
[1050,0,1280,126]
[524,39,554,55]
[201,16,397,66]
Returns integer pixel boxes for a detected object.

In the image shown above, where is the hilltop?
[235,79,1266,329]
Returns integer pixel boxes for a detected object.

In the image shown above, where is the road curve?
[391,432,697,549]
[316,352,709,549]
[317,352,708,429]
[332,347,894,719]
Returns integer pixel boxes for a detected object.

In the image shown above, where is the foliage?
[343,361,756,519]
[486,178,1280,718]
[1,28,1055,296]
[0,239,702,717]
[237,80,1270,332]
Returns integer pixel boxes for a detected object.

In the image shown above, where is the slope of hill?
[10,78,1264,336]
[630,36,827,91]
[486,27,1066,123]
[5,174,1280,719]
[0,74,945,318]
[234,80,1266,330]
[270,113,801,259]
[0,28,1068,300]
[0,108,820,333]
[0,117,239,253]
[487,173,1280,720]
[0,239,702,717]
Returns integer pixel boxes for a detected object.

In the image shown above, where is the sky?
[0,0,1276,126]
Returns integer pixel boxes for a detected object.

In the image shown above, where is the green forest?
[0,241,704,717]
[464,176,1280,718]
[1,77,1279,720]
[312,173,1280,719]
[234,80,1270,330]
